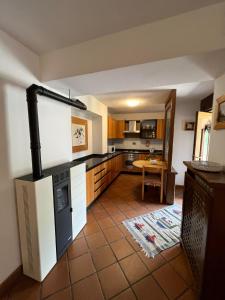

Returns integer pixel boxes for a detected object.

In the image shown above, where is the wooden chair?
[141,166,164,203]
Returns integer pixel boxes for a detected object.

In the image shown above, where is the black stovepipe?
[26,84,87,180]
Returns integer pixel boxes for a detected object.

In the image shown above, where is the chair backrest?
[142,165,162,176]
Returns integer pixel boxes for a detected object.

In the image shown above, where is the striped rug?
[122,205,182,258]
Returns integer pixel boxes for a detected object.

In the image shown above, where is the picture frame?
[185,121,195,131]
[71,116,88,152]
[214,95,225,130]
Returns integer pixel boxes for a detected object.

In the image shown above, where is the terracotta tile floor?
[3,174,197,300]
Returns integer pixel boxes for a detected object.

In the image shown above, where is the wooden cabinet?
[116,120,125,139]
[108,116,125,139]
[108,116,114,139]
[109,117,164,140]
[182,162,225,299]
[156,119,165,139]
[86,169,95,206]
[86,154,123,207]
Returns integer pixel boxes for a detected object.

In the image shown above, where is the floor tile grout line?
[167,255,194,288]
[82,227,107,300]
[91,187,189,300]
[65,251,74,300]
[69,233,186,298]
[151,274,170,300]
[42,286,71,300]
[40,256,71,300]
[91,197,139,299]
[94,177,171,299]
[174,286,193,300]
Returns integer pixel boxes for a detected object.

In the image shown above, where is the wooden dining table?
[133,160,167,203]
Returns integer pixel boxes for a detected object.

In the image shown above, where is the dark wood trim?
[192,111,199,160]
[163,89,176,171]
[0,266,22,297]
[200,93,213,112]
[176,184,184,188]
[164,168,177,204]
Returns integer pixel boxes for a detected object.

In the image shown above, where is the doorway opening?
[193,112,212,161]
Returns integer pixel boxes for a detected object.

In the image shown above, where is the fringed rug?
[122,205,182,258]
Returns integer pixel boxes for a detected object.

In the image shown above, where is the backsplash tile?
[109,138,163,151]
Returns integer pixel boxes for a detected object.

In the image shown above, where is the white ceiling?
[96,90,171,113]
[0,0,223,53]
[46,49,225,112]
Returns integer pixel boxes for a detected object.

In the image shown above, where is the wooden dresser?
[182,162,225,300]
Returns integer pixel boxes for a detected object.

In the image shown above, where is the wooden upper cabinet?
[112,119,117,139]
[108,116,125,139]
[116,120,125,139]
[108,116,114,139]
[156,119,165,140]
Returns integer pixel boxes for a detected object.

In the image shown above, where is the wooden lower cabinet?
[86,169,95,207]
[86,155,122,207]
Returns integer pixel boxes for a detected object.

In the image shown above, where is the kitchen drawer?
[94,164,105,175]
[105,160,112,172]
[94,181,107,199]
[94,168,107,183]
[105,171,112,186]
[95,175,106,191]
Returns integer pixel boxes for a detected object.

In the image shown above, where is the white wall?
[172,100,200,185]
[0,30,107,284]
[208,73,225,164]
[0,29,40,283]
[41,3,225,81]
[112,112,164,120]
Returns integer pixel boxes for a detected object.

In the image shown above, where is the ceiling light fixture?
[127,99,140,107]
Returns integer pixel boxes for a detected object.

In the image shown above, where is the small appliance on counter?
[108,145,116,153]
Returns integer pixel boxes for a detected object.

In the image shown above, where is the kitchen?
[1,2,225,298]
[14,87,177,283]
[5,78,224,300]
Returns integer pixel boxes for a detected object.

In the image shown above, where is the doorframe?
[163,89,176,171]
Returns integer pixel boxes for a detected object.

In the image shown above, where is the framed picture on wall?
[185,121,195,131]
[71,116,88,152]
[214,95,225,130]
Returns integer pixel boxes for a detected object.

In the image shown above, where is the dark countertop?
[17,150,163,182]
[184,161,225,187]
[17,152,122,182]
[75,152,122,171]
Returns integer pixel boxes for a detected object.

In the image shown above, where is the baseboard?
[0,266,22,297]
[175,185,184,188]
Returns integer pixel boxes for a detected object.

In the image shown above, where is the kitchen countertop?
[17,152,122,182]
[17,150,163,182]
[74,152,122,171]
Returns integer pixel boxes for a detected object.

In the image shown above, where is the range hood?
[123,120,140,133]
